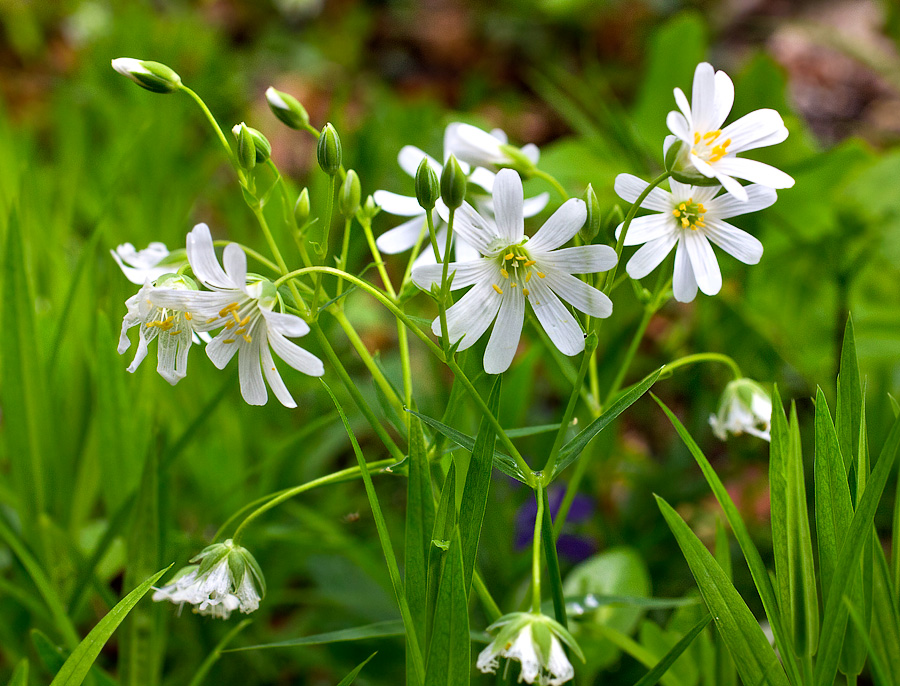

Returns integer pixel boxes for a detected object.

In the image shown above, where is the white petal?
[261,309,310,337]
[476,644,500,674]
[689,184,721,205]
[683,230,721,295]
[527,278,585,356]
[206,329,241,369]
[526,199,587,253]
[673,238,698,303]
[667,178,695,203]
[412,258,496,291]
[520,143,540,164]
[711,70,735,131]
[613,174,672,212]
[238,335,268,406]
[376,215,427,254]
[626,233,677,280]
[691,62,717,133]
[447,202,500,256]
[673,87,693,128]
[483,283,525,374]
[523,192,550,218]
[714,171,749,201]
[468,167,497,192]
[398,145,441,178]
[260,342,296,408]
[542,269,613,318]
[713,157,794,189]
[703,218,764,264]
[267,329,324,376]
[156,326,191,385]
[666,111,692,142]
[454,237,481,263]
[437,280,502,351]
[489,128,508,144]
[536,245,617,273]
[373,190,424,217]
[223,244,247,289]
[706,184,777,219]
[689,153,717,179]
[720,109,788,153]
[187,223,232,290]
[615,214,674,246]
[546,636,575,685]
[444,122,505,167]
[492,169,525,244]
[125,330,151,374]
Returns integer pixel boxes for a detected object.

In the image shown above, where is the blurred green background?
[1,0,900,684]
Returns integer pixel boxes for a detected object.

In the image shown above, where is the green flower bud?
[415,157,439,210]
[440,154,467,210]
[111,58,182,93]
[360,194,380,221]
[339,170,361,217]
[232,123,271,163]
[294,187,311,226]
[265,87,310,130]
[235,122,256,170]
[579,183,601,243]
[317,123,342,176]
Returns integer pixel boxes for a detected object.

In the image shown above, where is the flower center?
[215,302,255,345]
[691,129,731,163]
[493,244,544,300]
[672,198,706,230]
[145,308,188,337]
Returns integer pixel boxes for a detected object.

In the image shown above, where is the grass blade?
[6,659,28,686]
[186,619,251,686]
[227,621,404,652]
[337,652,378,686]
[424,530,469,686]
[632,614,712,686]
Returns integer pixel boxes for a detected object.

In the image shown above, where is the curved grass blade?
[337,652,378,686]
[424,530,469,686]
[564,594,700,617]
[227,621,404,652]
[6,659,28,686]
[633,614,712,686]
[186,619,251,686]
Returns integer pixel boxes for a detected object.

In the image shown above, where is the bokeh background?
[1,0,900,684]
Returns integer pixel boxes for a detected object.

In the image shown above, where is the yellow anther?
[537,272,545,279]
[681,217,690,228]
[688,197,693,203]
[242,334,252,343]
[185,312,192,320]
[492,284,503,295]
[500,268,509,279]
[515,255,527,261]
[206,317,217,324]
[524,259,536,267]
[223,338,236,344]
[169,330,181,336]
[698,204,706,212]
[673,210,681,217]
[504,252,514,261]
[679,203,687,210]
[693,132,701,144]
[522,288,529,296]
[703,130,721,140]
[231,310,242,324]
[224,320,236,329]
[219,303,239,317]
[511,282,517,287]
[525,272,532,283]
[271,367,276,371]
[239,315,250,327]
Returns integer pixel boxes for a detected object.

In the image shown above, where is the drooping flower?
[152,539,265,619]
[477,612,583,685]
[118,273,202,384]
[665,62,794,201]
[375,126,548,268]
[111,241,185,285]
[412,170,615,374]
[709,378,773,441]
[614,174,775,303]
[151,223,324,407]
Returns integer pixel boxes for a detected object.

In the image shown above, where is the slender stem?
[473,571,503,623]
[541,487,567,627]
[322,381,426,686]
[318,175,337,259]
[602,170,671,295]
[178,85,244,184]
[436,208,454,348]
[542,345,593,484]
[531,482,545,613]
[398,320,413,420]
[359,216,397,299]
[402,217,430,285]
[230,459,395,545]
[659,353,743,381]
[604,307,654,407]
[336,217,352,297]
[249,205,289,274]
[424,208,442,263]
[532,169,569,201]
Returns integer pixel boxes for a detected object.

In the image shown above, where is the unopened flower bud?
[339,170,361,217]
[265,87,309,130]
[232,123,271,163]
[235,122,256,170]
[295,188,311,226]
[317,123,342,176]
[415,157,439,210]
[579,184,601,243]
[111,58,182,93]
[360,194,380,220]
[440,154,466,210]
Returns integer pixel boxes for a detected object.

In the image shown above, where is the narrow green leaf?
[541,487,567,626]
[31,629,67,673]
[633,614,712,686]
[424,531,469,686]
[656,496,790,686]
[870,539,900,686]
[50,565,171,686]
[6,659,28,686]
[459,377,501,593]
[843,596,891,686]
[186,619,251,686]
[553,369,660,479]
[814,413,900,686]
[714,516,732,581]
[595,624,683,686]
[652,396,803,686]
[228,621,403,652]
[427,465,457,645]
[836,315,861,475]
[564,594,699,615]
[337,652,378,686]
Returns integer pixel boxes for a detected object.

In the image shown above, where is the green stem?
[359,216,397,299]
[437,208,454,349]
[473,571,503,623]
[659,353,743,381]
[318,175,337,260]
[604,306,655,407]
[322,381,426,686]
[424,208,442,264]
[532,169,569,201]
[249,205,289,274]
[178,85,244,184]
[553,441,593,539]
[541,487,567,627]
[542,344,593,485]
[402,217,430,286]
[336,217,352,297]
[531,482,545,613]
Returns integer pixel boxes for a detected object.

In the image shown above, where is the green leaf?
[652,396,803,686]
[6,659,28,686]
[31,629,67,673]
[427,465,458,645]
[870,539,900,686]
[424,530,469,686]
[836,315,862,475]
[541,487,567,626]
[656,496,790,686]
[553,369,660,480]
[633,614,712,686]
[814,412,900,686]
[458,376,500,593]
[843,596,892,686]
[564,595,699,615]
[187,619,251,686]
[228,621,404,652]
[50,565,171,686]
[336,652,378,686]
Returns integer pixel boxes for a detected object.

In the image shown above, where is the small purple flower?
[515,488,596,562]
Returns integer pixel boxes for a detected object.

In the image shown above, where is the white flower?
[153,539,265,620]
[111,241,184,285]
[151,223,324,407]
[709,378,773,441]
[614,174,775,303]
[374,126,548,268]
[477,612,582,685]
[118,274,202,384]
[444,122,540,172]
[412,170,615,374]
[665,62,794,201]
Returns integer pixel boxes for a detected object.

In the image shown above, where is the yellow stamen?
[693,132,701,144]
[681,218,690,228]
[524,260,536,267]
[525,272,532,283]
[219,303,239,317]
[168,330,181,336]
[492,284,503,294]
[223,338,235,344]
[504,252,514,260]
[224,320,236,329]
[522,288,529,296]
[500,268,509,279]
[206,317,217,324]
[679,203,687,210]
[515,255,527,261]
[511,283,517,287]
[242,334,252,343]
[239,315,250,327]
[184,312,192,320]
[673,209,681,217]
[231,310,242,324]
[703,129,721,140]
[537,272,545,279]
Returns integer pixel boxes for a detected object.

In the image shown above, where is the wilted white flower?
[153,539,265,619]
[614,174,775,303]
[710,378,773,441]
[118,274,203,384]
[665,62,793,201]
[151,224,325,407]
[412,170,615,374]
[111,242,184,285]
[477,612,583,685]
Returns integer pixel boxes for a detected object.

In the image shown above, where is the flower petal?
[673,238,698,302]
[187,223,232,290]
[711,69,734,130]
[447,202,501,256]
[261,309,310,337]
[714,171,749,202]
[492,169,525,244]
[703,218,764,264]
[398,145,441,178]
[373,190,425,217]
[720,109,788,153]
[713,157,794,189]
[260,342,296,408]
[625,233,677,280]
[412,258,497,292]
[527,279,585,356]
[673,87,693,128]
[521,143,540,164]
[156,326,190,385]
[523,192,550,218]
[666,111,692,143]
[437,280,502,351]
[268,328,325,376]
[238,335,267,406]
[691,62,717,133]
[541,269,613,318]
[376,215,427,255]
[223,243,247,289]
[683,230,721,296]
[483,283,525,374]
[468,167,497,192]
[537,245,617,273]
[706,184,777,219]
[616,214,675,246]
[526,198,587,253]
[444,122,505,167]
[613,174,672,212]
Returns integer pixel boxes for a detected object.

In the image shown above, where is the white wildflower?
[111,242,184,285]
[710,378,773,441]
